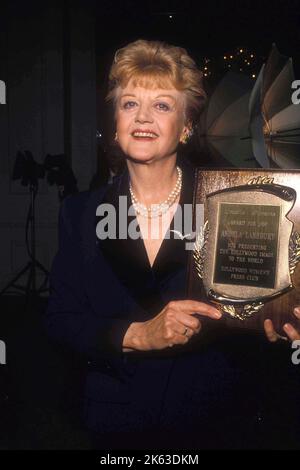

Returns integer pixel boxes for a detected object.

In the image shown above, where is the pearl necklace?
[129,166,182,218]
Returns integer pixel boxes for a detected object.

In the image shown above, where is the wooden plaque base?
[187,168,300,333]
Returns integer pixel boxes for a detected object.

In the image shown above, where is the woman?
[46,39,300,449]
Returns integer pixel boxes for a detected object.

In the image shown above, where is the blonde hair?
[106,39,207,126]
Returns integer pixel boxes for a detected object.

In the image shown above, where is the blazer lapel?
[95,171,165,316]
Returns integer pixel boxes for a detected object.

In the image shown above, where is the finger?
[168,321,195,337]
[179,326,194,337]
[293,306,300,320]
[172,312,201,331]
[192,302,222,320]
[172,300,222,320]
[264,319,278,342]
[164,321,198,345]
[171,333,189,346]
[283,323,300,341]
[181,326,196,338]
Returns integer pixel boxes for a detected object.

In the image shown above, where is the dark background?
[0,0,300,450]
[95,0,300,81]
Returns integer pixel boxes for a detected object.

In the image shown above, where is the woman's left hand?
[264,306,300,342]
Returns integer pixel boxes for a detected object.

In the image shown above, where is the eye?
[122,101,137,109]
[155,102,171,112]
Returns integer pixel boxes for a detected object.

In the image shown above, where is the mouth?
[131,130,158,140]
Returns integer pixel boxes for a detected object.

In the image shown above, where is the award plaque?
[187,169,300,332]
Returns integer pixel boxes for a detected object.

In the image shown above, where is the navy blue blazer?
[45,162,287,448]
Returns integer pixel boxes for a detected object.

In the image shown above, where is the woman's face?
[115,80,187,164]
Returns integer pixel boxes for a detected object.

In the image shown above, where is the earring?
[180,130,189,144]
[180,134,187,144]
[114,132,118,142]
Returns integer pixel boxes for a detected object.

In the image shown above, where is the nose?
[135,103,153,123]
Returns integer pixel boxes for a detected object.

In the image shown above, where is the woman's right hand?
[122,300,222,352]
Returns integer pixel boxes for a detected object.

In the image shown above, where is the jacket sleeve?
[44,196,133,362]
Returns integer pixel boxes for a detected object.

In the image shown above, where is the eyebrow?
[119,94,136,98]
[119,93,177,102]
[155,94,176,100]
